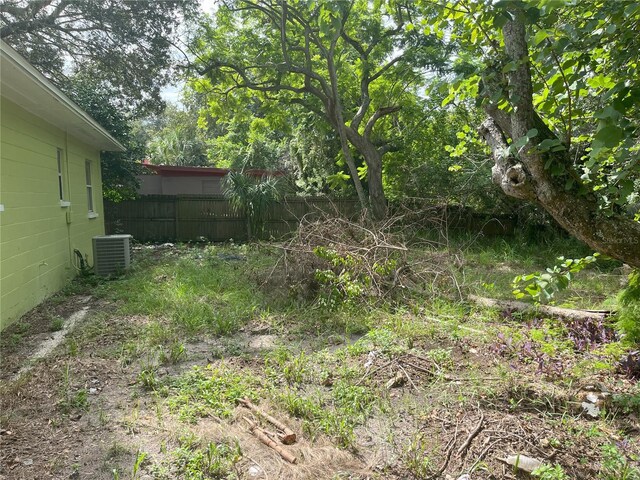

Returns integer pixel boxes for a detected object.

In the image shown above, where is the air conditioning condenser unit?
[92,234,133,276]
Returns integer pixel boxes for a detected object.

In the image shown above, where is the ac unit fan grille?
[93,235,132,276]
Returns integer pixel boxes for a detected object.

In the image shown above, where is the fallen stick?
[468,295,611,321]
[397,363,419,392]
[399,359,436,376]
[355,359,393,386]
[427,433,457,479]
[239,398,297,444]
[457,412,484,458]
[244,418,297,464]
[470,437,501,472]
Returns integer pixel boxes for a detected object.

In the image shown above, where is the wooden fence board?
[105,195,361,243]
[105,195,515,243]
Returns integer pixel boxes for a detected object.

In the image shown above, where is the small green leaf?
[594,125,624,148]
[502,61,518,73]
[533,30,549,45]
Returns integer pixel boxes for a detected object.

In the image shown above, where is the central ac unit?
[92,234,133,276]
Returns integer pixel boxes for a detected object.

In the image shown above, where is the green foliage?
[287,114,345,195]
[131,451,148,480]
[65,73,145,202]
[190,0,448,212]
[171,438,241,480]
[276,380,377,449]
[512,254,599,303]
[532,464,570,480]
[617,270,640,343]
[404,435,436,478]
[384,93,504,211]
[138,360,159,391]
[1,0,199,115]
[158,341,187,365]
[265,347,311,386]
[140,104,209,167]
[313,246,397,309]
[58,365,89,414]
[95,246,261,337]
[223,172,282,241]
[167,364,259,422]
[425,0,640,214]
[599,443,640,480]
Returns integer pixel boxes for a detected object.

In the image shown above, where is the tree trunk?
[480,3,640,268]
[345,128,388,220]
[362,145,387,220]
[326,46,369,214]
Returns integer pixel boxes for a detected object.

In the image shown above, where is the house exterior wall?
[0,97,105,329]
[137,174,162,195]
[136,174,224,196]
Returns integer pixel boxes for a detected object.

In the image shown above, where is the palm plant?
[223,171,282,241]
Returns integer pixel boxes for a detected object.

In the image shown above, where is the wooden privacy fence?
[104,195,361,242]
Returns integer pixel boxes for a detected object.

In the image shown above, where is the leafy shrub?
[313,246,397,309]
[616,270,640,344]
[512,254,599,303]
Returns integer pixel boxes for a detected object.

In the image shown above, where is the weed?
[210,339,245,359]
[349,327,404,356]
[599,443,640,480]
[265,347,310,385]
[119,341,142,366]
[123,404,140,434]
[67,337,80,356]
[424,348,454,370]
[4,321,31,348]
[98,407,109,426]
[532,464,570,479]
[95,248,261,338]
[49,316,65,331]
[172,439,241,480]
[276,380,377,449]
[105,442,129,459]
[131,451,148,479]
[58,364,89,414]
[167,364,259,422]
[158,341,187,365]
[404,435,436,478]
[138,364,159,391]
[617,270,640,342]
[612,387,640,415]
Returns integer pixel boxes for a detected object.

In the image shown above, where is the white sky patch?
[161,0,216,106]
[200,0,217,15]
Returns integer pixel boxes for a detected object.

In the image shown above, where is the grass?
[440,232,624,309]
[94,244,265,339]
[166,363,261,423]
[4,237,637,479]
[150,435,242,480]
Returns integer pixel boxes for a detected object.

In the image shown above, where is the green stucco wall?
[0,97,105,330]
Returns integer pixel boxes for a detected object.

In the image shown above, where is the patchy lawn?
[0,240,638,480]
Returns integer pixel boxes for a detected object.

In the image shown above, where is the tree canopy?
[190,0,448,218]
[415,0,640,267]
[4,0,638,266]
[1,0,198,114]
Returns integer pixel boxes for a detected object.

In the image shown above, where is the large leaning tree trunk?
[479,4,640,268]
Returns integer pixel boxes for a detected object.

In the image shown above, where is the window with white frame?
[85,160,94,213]
[57,149,65,201]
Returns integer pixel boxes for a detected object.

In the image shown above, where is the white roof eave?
[0,41,126,152]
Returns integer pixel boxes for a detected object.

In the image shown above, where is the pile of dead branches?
[265,214,462,304]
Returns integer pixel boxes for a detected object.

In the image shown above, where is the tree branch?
[364,106,401,139]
